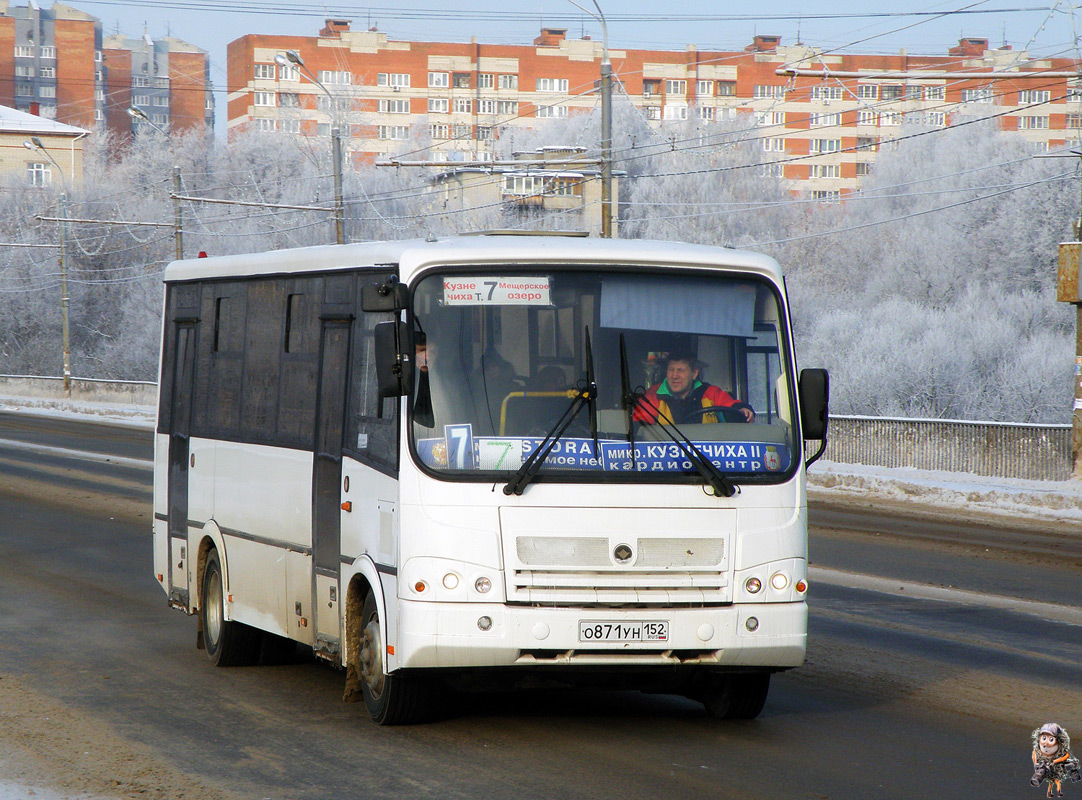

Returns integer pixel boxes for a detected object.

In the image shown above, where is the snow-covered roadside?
[4,393,1081,526]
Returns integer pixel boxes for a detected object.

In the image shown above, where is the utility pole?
[569,0,614,237]
[1055,148,1082,476]
[173,165,184,260]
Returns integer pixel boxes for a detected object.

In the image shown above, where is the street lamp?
[275,50,345,244]
[567,0,613,237]
[24,136,72,396]
[128,107,184,260]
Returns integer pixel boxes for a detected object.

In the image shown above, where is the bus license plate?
[578,620,669,643]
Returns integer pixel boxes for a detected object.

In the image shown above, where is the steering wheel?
[679,405,751,424]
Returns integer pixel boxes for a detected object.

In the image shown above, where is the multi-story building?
[0,1,212,137]
[103,33,213,136]
[227,22,1082,195]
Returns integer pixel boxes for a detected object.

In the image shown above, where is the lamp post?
[276,50,345,244]
[128,107,184,260]
[24,136,71,396]
[568,0,613,237]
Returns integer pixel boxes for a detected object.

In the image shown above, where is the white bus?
[152,234,828,725]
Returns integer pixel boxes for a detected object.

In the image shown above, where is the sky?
[66,0,1082,109]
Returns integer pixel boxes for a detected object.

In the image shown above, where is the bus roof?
[163,235,784,285]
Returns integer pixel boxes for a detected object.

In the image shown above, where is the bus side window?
[345,281,398,474]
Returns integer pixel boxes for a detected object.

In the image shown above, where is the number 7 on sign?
[444,424,475,470]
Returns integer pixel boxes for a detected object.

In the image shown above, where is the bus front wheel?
[359,591,429,725]
[698,672,770,719]
[200,549,261,667]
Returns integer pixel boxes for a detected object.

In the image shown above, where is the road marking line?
[810,566,1082,626]
[0,438,152,471]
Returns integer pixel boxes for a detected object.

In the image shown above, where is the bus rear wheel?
[359,591,430,725]
[200,549,261,667]
[698,672,771,719]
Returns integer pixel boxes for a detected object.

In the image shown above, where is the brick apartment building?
[227,21,1082,197]
[0,0,212,138]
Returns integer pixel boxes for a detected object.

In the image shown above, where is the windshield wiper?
[618,336,737,498]
[504,326,598,496]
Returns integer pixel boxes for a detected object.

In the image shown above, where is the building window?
[536,104,568,119]
[811,86,843,100]
[95,88,104,101]
[453,98,472,113]
[761,162,784,177]
[279,92,300,108]
[755,111,785,126]
[1018,89,1051,105]
[155,77,170,89]
[1069,82,1082,102]
[95,50,103,62]
[498,74,518,90]
[663,105,688,121]
[810,163,841,179]
[856,136,878,151]
[810,138,841,153]
[498,100,518,115]
[133,94,150,106]
[428,71,449,89]
[855,162,872,176]
[153,95,169,106]
[39,66,54,79]
[858,84,879,100]
[879,111,901,126]
[762,138,785,152]
[477,73,494,89]
[452,124,472,139]
[428,98,449,113]
[377,125,410,139]
[254,91,276,107]
[477,126,495,140]
[281,119,300,134]
[644,106,661,120]
[453,72,471,89]
[133,76,150,88]
[15,65,33,77]
[961,88,994,104]
[27,163,50,187]
[278,64,299,82]
[14,45,33,57]
[857,110,877,126]
[15,83,32,97]
[810,112,841,126]
[504,175,545,196]
[715,81,735,97]
[152,113,168,125]
[696,106,715,121]
[924,85,945,101]
[478,99,497,115]
[665,79,686,96]
[1068,114,1082,128]
[255,118,277,131]
[754,85,785,99]
[39,46,55,59]
[320,70,352,86]
[40,87,58,100]
[95,70,103,82]
[536,78,568,93]
[1017,115,1049,129]
[880,84,903,100]
[811,190,841,202]
[379,98,410,114]
[429,123,449,138]
[696,80,713,96]
[378,73,409,88]
[925,111,945,126]
[94,108,104,121]
[905,85,922,100]
[643,79,661,97]
[254,64,275,80]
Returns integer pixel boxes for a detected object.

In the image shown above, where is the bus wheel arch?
[342,572,378,703]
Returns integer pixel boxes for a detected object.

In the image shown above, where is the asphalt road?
[0,411,1079,800]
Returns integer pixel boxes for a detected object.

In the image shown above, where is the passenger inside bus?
[633,352,755,425]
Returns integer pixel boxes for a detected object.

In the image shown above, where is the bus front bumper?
[393,600,806,670]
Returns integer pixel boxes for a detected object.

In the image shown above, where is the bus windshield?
[410,267,796,481]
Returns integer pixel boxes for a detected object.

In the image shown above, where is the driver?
[633,352,754,424]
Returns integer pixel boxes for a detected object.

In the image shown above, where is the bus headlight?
[442,573,459,590]
[745,577,762,594]
[475,576,492,593]
[770,572,789,591]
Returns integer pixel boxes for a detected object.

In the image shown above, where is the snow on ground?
[4,393,1081,526]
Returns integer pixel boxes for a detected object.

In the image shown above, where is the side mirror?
[799,368,829,441]
[362,280,408,312]
[373,320,413,400]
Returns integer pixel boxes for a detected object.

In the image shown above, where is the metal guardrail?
[1,376,1073,481]
[819,415,1072,482]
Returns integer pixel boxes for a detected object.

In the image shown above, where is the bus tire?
[200,549,261,667]
[700,672,770,719]
[359,591,429,725]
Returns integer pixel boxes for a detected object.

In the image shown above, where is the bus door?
[311,318,350,656]
[167,321,196,607]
